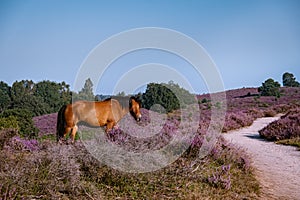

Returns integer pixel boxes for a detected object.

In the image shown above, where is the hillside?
[1,87,299,199]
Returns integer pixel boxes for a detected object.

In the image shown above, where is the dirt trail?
[223,116,300,200]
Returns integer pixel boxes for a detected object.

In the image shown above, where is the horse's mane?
[103,96,129,109]
[112,96,130,109]
[104,96,141,109]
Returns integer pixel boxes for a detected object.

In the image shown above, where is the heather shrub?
[0,108,260,199]
[244,108,264,119]
[263,109,277,117]
[270,104,292,114]
[0,143,96,199]
[187,136,255,193]
[208,137,252,172]
[33,113,57,136]
[259,108,300,140]
[0,129,18,150]
[222,111,254,132]
[104,113,181,153]
[5,136,40,152]
[207,164,231,190]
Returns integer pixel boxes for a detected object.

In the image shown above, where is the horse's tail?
[56,105,67,142]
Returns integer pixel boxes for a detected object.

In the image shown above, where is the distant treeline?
[0,80,74,137]
[1,71,297,137]
[258,72,299,98]
[0,80,72,116]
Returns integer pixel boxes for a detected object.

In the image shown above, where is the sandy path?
[223,116,300,200]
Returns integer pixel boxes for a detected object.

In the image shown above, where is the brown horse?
[56,96,142,143]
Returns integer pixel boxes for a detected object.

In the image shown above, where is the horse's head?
[129,96,142,122]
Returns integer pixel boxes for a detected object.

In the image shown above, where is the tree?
[34,80,72,113]
[10,80,49,116]
[142,83,179,113]
[10,80,34,102]
[142,81,195,113]
[0,81,11,113]
[73,78,95,101]
[116,91,126,97]
[282,72,300,87]
[258,78,281,97]
[163,81,196,105]
[59,81,72,105]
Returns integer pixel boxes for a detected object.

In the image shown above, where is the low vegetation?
[0,127,260,199]
[198,87,300,133]
[1,72,300,198]
[259,108,300,148]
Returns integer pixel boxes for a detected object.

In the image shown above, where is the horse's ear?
[129,96,134,107]
[129,96,142,108]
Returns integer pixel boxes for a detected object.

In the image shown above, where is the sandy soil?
[223,116,300,200]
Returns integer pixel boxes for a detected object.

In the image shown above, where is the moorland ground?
[0,87,299,199]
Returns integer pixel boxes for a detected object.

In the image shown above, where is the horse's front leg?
[105,121,116,133]
[70,125,78,144]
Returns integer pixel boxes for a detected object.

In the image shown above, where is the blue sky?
[0,0,299,94]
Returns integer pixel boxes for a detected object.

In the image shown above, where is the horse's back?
[64,99,124,127]
[65,101,98,126]
[95,99,123,122]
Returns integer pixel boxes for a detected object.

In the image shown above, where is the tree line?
[259,72,299,97]
[0,71,298,137]
[0,80,73,137]
[0,78,99,136]
[0,80,72,115]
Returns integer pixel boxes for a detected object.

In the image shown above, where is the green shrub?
[201,98,209,103]
[0,109,38,138]
[142,81,195,113]
[142,83,180,113]
[258,78,281,97]
[0,116,19,130]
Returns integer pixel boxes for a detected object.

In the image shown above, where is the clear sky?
[0,0,299,94]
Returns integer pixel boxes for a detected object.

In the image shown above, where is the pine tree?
[282,72,300,87]
[73,78,95,101]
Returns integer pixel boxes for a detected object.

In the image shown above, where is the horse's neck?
[121,107,130,117]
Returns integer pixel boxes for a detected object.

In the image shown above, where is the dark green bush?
[142,82,195,113]
[142,83,180,113]
[258,78,281,97]
[0,109,38,138]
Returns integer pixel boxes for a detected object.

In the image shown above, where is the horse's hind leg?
[70,125,78,144]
